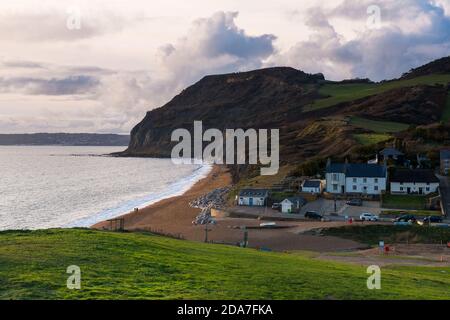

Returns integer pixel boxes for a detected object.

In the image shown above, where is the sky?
[0,0,449,134]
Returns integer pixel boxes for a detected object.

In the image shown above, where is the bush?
[290,158,326,177]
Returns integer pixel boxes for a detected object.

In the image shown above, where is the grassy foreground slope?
[1,229,449,300]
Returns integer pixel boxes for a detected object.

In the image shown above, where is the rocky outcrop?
[122,67,324,158]
[190,187,231,225]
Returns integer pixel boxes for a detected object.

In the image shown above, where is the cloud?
[1,60,46,69]
[1,4,450,134]
[0,75,100,95]
[271,0,450,81]
[0,8,129,42]
[157,11,276,88]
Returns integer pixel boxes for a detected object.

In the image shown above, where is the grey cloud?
[159,11,277,87]
[1,60,47,69]
[0,10,128,42]
[274,0,450,81]
[0,75,100,95]
[191,12,276,59]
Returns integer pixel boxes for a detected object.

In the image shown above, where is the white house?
[238,189,269,206]
[326,161,387,195]
[301,180,323,194]
[390,169,439,195]
[280,197,306,213]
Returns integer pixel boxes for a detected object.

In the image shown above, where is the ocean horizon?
[0,146,211,230]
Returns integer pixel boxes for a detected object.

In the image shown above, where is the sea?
[0,146,211,230]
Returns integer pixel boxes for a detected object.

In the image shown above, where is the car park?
[346,198,362,206]
[418,216,443,225]
[359,212,379,221]
[394,214,417,223]
[304,211,323,220]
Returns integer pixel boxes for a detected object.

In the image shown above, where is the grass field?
[382,194,427,210]
[354,133,392,145]
[305,74,450,112]
[442,92,450,123]
[349,117,410,133]
[1,229,450,299]
[321,225,450,246]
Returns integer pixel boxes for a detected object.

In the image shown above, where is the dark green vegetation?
[1,229,450,299]
[308,74,450,112]
[354,133,393,146]
[349,117,410,133]
[443,92,450,123]
[321,225,450,246]
[381,194,429,210]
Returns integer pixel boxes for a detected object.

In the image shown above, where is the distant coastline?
[0,133,130,146]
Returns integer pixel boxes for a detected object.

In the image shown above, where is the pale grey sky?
[0,0,449,133]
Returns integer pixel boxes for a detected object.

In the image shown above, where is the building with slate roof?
[238,189,269,206]
[325,160,387,195]
[390,169,439,195]
[301,180,324,194]
[280,197,306,213]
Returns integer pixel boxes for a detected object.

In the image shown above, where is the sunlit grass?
[305,74,450,112]
[1,229,449,300]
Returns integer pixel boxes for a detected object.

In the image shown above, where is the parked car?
[419,216,443,225]
[395,214,417,223]
[359,213,379,221]
[347,198,362,206]
[271,203,281,210]
[304,211,323,220]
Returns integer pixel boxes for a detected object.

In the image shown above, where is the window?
[353,178,357,183]
[400,187,403,191]
[332,173,338,180]
[363,178,367,183]
[353,185,357,190]
[374,178,378,183]
[426,187,430,192]
[374,186,379,191]
[333,184,338,191]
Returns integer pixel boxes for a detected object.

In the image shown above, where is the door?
[249,197,253,206]
[419,187,423,195]
[407,187,411,194]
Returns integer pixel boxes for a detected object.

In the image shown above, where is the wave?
[65,163,213,228]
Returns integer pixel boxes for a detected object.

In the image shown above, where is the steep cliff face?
[123,57,450,164]
[124,67,324,157]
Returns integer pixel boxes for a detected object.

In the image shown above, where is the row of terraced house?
[325,158,440,196]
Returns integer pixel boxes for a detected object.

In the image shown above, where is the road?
[299,198,381,219]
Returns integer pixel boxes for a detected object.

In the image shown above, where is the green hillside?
[1,229,449,300]
[306,74,450,112]
[442,92,450,123]
[353,133,393,146]
[349,117,410,133]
